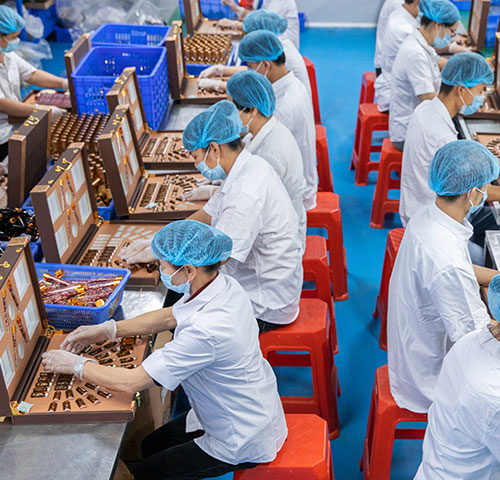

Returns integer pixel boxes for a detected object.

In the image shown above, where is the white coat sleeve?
[13,53,36,82]
[429,267,491,343]
[406,52,437,97]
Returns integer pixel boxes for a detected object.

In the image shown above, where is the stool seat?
[303,56,322,125]
[360,365,427,479]
[370,138,402,229]
[316,125,334,193]
[359,72,376,105]
[234,414,334,480]
[351,103,388,186]
[307,192,348,301]
[374,228,404,350]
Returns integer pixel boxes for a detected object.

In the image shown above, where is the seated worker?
[121,101,303,333]
[42,220,287,480]
[200,10,311,97]
[388,140,499,413]
[0,6,67,161]
[374,0,403,77]
[389,0,460,151]
[415,274,500,479]
[400,52,494,228]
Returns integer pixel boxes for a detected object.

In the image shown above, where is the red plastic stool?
[302,235,338,354]
[359,72,376,105]
[374,228,404,350]
[370,138,402,229]
[234,414,334,480]
[350,104,389,186]
[260,299,340,439]
[303,56,322,125]
[316,125,334,193]
[360,365,427,480]
[307,192,348,301]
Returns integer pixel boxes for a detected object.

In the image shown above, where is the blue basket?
[486,12,500,47]
[35,263,131,329]
[186,44,237,75]
[97,200,117,221]
[450,0,471,10]
[91,24,171,47]
[71,46,169,131]
[179,0,238,20]
[54,26,74,43]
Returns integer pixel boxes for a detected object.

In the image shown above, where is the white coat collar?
[219,148,250,194]
[431,96,458,135]
[272,71,294,96]
[414,29,438,59]
[245,116,277,154]
[428,202,473,241]
[478,325,500,358]
[397,4,419,26]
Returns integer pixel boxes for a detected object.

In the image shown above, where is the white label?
[48,190,62,223]
[134,107,143,133]
[78,191,92,224]
[0,349,14,388]
[128,81,137,105]
[55,225,68,257]
[112,138,122,167]
[72,158,85,192]
[129,148,139,175]
[122,118,132,147]
[120,171,129,195]
[24,297,40,339]
[13,256,29,301]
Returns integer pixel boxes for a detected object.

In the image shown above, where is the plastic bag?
[123,0,169,25]
[16,39,53,69]
[24,11,44,39]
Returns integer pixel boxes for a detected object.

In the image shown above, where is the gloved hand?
[197,177,213,185]
[182,185,219,201]
[218,18,241,29]
[60,320,117,353]
[198,78,223,92]
[221,0,245,16]
[41,349,97,379]
[120,238,156,265]
[449,41,472,54]
[49,105,66,122]
[61,78,69,90]
[199,65,225,79]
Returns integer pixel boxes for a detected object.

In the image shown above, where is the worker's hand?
[218,18,241,29]
[197,177,212,185]
[198,78,223,92]
[41,349,97,379]
[182,185,219,201]
[199,65,225,79]
[61,78,69,90]
[49,106,66,122]
[120,238,156,265]
[449,41,472,54]
[221,0,236,6]
[60,320,117,353]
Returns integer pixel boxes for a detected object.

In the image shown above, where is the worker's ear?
[209,141,221,158]
[184,264,197,282]
[0,36,7,49]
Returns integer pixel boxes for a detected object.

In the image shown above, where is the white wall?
[296,0,385,27]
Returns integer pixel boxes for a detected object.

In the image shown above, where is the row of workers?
[376,0,500,477]
[41,2,320,479]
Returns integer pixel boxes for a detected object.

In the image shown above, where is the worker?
[400,52,495,228]
[374,0,402,77]
[200,10,311,98]
[388,140,499,413]
[374,0,420,112]
[0,5,67,161]
[415,275,500,479]
[389,0,460,151]
[121,100,304,332]
[221,0,300,49]
[41,220,287,480]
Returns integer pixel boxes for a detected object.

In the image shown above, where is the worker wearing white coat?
[374,0,402,76]
[388,140,499,413]
[389,0,460,151]
[400,52,495,227]
[374,0,420,112]
[415,275,500,479]
[41,220,287,479]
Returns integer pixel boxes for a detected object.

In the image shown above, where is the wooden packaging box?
[183,0,243,38]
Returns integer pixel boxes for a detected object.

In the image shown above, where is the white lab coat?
[374,5,418,112]
[262,0,300,50]
[399,97,458,227]
[389,30,441,143]
[142,272,288,465]
[387,203,491,413]
[374,0,403,70]
[273,71,318,210]
[0,52,36,144]
[245,116,307,249]
[203,148,303,325]
[281,37,312,98]
[415,327,500,480]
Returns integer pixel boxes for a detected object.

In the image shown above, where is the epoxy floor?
[40,28,420,480]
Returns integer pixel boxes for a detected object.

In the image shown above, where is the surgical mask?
[160,266,190,294]
[433,31,452,49]
[0,38,19,53]
[255,60,269,78]
[468,186,488,214]
[239,109,254,135]
[195,148,227,181]
[459,87,484,116]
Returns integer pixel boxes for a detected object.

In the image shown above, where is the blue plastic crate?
[0,236,42,261]
[299,12,307,32]
[486,13,500,47]
[97,200,117,221]
[28,5,57,39]
[54,26,74,43]
[179,0,238,20]
[450,0,471,10]
[71,46,169,130]
[35,263,131,329]
[91,24,171,47]
[186,44,237,75]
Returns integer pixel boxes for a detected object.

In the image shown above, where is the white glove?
[199,65,225,79]
[119,238,156,265]
[41,349,97,379]
[198,78,223,92]
[60,320,117,354]
[221,0,235,5]
[49,106,66,122]
[182,185,219,201]
[218,18,241,29]
[449,41,471,54]
[61,78,69,90]
[197,177,212,185]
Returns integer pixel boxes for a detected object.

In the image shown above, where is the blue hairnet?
[183,100,243,151]
[151,220,232,266]
[429,140,500,196]
[0,5,25,34]
[419,0,460,24]
[227,70,276,117]
[243,10,287,35]
[238,30,284,63]
[488,274,500,321]
[441,52,493,87]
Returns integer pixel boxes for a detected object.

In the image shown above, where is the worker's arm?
[28,70,66,89]
[187,208,212,225]
[0,97,35,116]
[487,184,500,202]
[438,57,448,70]
[115,307,177,336]
[474,264,498,287]
[418,93,437,102]
[222,65,246,76]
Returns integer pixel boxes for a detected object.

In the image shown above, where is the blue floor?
[38,29,421,479]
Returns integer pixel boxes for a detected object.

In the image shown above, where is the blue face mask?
[160,266,191,294]
[196,147,227,181]
[460,87,484,116]
[469,186,488,214]
[239,108,254,135]
[433,32,452,49]
[0,38,19,53]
